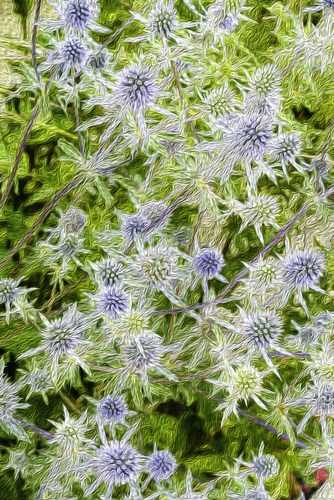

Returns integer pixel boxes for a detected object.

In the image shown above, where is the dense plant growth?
[1,0,334,498]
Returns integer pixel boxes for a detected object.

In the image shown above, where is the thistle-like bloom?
[242,256,283,304]
[236,443,280,484]
[283,250,325,290]
[83,436,145,497]
[291,314,328,350]
[195,83,240,129]
[4,449,31,481]
[44,0,108,34]
[49,407,92,458]
[286,381,334,435]
[18,304,91,378]
[58,206,86,237]
[0,277,35,323]
[147,446,177,481]
[236,309,284,367]
[243,64,282,115]
[41,36,89,83]
[0,358,29,439]
[192,246,227,297]
[98,201,169,251]
[268,133,305,178]
[131,241,186,305]
[126,2,194,46]
[42,234,90,268]
[193,248,225,279]
[98,395,132,426]
[115,333,177,394]
[83,62,170,140]
[227,194,280,245]
[18,362,54,404]
[210,362,271,425]
[197,0,253,49]
[45,206,87,243]
[93,285,129,320]
[122,215,149,243]
[280,249,326,314]
[204,113,275,191]
[91,258,125,287]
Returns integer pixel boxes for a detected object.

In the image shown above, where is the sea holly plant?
[2,0,334,498]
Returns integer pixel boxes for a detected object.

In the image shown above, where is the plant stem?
[101,15,135,50]
[0,174,85,271]
[59,391,82,416]
[0,103,40,212]
[32,0,43,88]
[18,419,54,439]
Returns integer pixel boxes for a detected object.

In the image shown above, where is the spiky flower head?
[98,395,129,425]
[193,248,225,279]
[49,407,91,457]
[0,278,35,323]
[42,307,87,356]
[253,453,280,480]
[234,114,273,161]
[0,278,29,321]
[231,194,280,244]
[45,234,89,267]
[269,133,303,177]
[240,310,283,352]
[0,359,29,439]
[249,65,281,98]
[232,365,264,401]
[214,113,274,190]
[92,258,125,287]
[135,243,181,291]
[122,334,164,374]
[88,49,108,70]
[244,64,281,114]
[122,215,149,242]
[244,194,280,226]
[147,447,177,481]
[58,206,87,237]
[117,64,158,113]
[94,285,129,320]
[40,35,90,83]
[83,439,144,496]
[287,381,334,434]
[235,442,279,487]
[202,84,239,121]
[18,362,53,403]
[18,304,91,379]
[61,37,88,67]
[47,0,107,34]
[243,257,282,302]
[149,1,177,38]
[0,278,21,306]
[211,362,270,425]
[64,0,98,32]
[4,449,30,481]
[283,249,325,292]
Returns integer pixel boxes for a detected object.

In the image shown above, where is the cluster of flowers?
[1,0,334,498]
